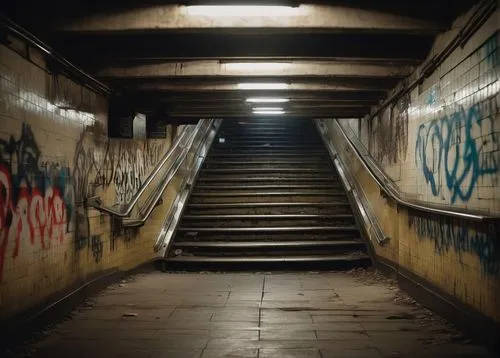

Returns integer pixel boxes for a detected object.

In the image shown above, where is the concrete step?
[171,240,366,256]
[180,214,355,228]
[167,118,369,270]
[193,184,339,190]
[164,253,371,270]
[196,176,339,183]
[188,194,347,204]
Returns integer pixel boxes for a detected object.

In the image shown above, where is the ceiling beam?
[165,111,365,119]
[96,60,412,79]
[54,5,444,34]
[132,90,385,102]
[172,103,369,109]
[53,33,434,61]
[128,82,391,93]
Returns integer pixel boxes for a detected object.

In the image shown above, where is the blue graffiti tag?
[409,214,500,276]
[415,100,498,203]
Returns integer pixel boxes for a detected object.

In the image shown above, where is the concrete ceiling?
[1,0,479,121]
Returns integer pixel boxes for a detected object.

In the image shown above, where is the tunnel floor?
[19,269,492,358]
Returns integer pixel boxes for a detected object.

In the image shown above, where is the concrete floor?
[22,269,492,358]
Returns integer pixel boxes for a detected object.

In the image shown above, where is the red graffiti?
[0,164,12,282]
[0,166,67,281]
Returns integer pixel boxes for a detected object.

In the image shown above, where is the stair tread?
[204,161,326,165]
[208,153,328,157]
[188,202,350,208]
[196,177,337,182]
[182,214,353,219]
[178,226,358,232]
[194,185,337,189]
[201,168,332,173]
[174,240,363,248]
[190,191,344,197]
[166,253,370,263]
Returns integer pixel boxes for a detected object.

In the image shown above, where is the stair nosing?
[187,202,351,208]
[182,214,354,219]
[190,191,346,197]
[166,254,370,263]
[173,240,363,248]
[178,226,359,232]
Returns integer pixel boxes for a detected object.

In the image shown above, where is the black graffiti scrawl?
[409,212,500,276]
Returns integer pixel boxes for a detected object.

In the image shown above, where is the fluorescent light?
[238,83,288,90]
[246,98,290,103]
[185,6,300,17]
[225,62,292,71]
[253,110,286,115]
[252,107,284,111]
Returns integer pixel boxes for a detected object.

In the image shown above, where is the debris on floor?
[3,269,493,358]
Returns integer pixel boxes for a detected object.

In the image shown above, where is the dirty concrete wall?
[325,7,500,323]
[0,37,181,321]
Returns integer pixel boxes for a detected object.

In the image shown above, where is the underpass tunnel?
[0,1,498,357]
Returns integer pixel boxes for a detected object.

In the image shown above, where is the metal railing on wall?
[154,119,220,257]
[317,119,500,222]
[88,119,220,227]
[0,16,111,95]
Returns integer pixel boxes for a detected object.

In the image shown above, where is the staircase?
[165,119,370,269]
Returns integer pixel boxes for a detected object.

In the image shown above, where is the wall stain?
[90,234,103,263]
[369,94,410,165]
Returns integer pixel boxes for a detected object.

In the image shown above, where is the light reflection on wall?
[408,79,499,118]
[15,88,97,127]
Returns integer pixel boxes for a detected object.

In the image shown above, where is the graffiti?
[408,213,500,275]
[144,141,163,168]
[73,124,165,207]
[71,123,166,243]
[415,95,498,203]
[90,235,103,263]
[369,94,410,165]
[0,123,73,280]
[73,125,114,203]
[114,145,146,204]
[113,141,163,204]
[0,119,167,278]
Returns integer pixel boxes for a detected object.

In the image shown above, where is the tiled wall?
[0,36,177,321]
[327,8,500,323]
[340,12,499,214]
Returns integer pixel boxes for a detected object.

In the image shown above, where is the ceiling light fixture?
[225,62,292,71]
[238,83,288,90]
[252,107,284,111]
[185,6,300,17]
[253,110,286,115]
[246,98,290,103]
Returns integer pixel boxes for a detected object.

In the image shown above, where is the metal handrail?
[154,119,220,255]
[318,119,500,222]
[315,120,388,245]
[87,124,197,217]
[1,16,110,95]
[122,119,216,227]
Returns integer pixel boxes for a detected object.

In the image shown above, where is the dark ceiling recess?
[0,0,480,122]
[108,98,136,138]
